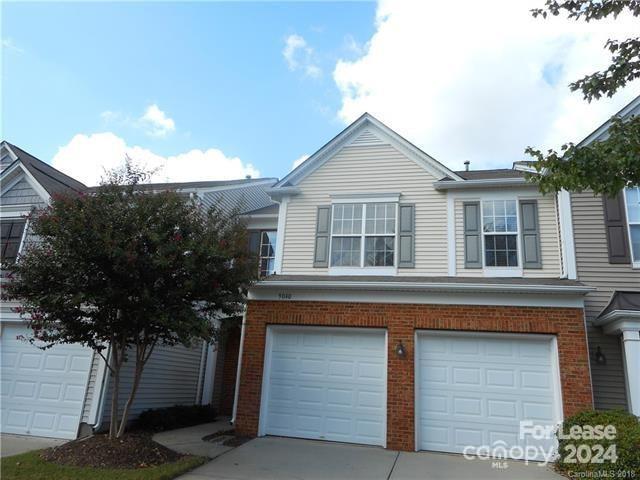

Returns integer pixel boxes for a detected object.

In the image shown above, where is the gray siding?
[1,177,42,206]
[571,191,639,410]
[100,342,205,425]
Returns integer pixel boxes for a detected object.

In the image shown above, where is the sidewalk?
[153,417,235,459]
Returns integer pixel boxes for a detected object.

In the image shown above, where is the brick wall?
[235,300,593,451]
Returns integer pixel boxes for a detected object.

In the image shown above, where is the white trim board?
[248,286,586,308]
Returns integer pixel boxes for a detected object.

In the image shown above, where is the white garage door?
[260,327,386,446]
[417,332,560,459]
[0,324,93,439]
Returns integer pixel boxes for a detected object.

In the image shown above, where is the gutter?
[252,279,595,296]
[230,307,247,425]
[433,177,531,190]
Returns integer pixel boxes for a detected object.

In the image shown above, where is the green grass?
[1,450,207,480]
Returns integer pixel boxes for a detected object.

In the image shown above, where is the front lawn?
[1,450,207,480]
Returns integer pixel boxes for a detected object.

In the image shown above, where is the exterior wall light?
[595,346,607,365]
[395,341,406,358]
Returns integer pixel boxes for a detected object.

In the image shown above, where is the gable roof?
[454,168,525,181]
[578,94,640,147]
[273,113,463,189]
[1,141,87,196]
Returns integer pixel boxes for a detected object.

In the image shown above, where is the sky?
[1,0,638,186]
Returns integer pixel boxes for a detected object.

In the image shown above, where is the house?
[566,96,640,417]
[0,140,277,439]
[232,113,595,458]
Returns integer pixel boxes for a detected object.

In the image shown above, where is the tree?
[526,0,640,196]
[2,162,257,438]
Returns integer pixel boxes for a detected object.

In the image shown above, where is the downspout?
[230,306,247,425]
[92,345,111,432]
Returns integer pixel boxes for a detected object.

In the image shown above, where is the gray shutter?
[248,231,261,255]
[398,204,415,268]
[519,200,542,269]
[603,193,631,264]
[463,202,482,268]
[313,206,331,267]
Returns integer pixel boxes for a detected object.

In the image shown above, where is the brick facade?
[235,300,593,451]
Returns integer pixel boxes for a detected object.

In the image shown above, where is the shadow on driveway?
[178,436,564,480]
[1,434,66,458]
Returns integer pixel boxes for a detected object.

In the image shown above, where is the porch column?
[621,329,640,416]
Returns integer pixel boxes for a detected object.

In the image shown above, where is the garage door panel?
[1,325,92,439]
[262,328,386,446]
[417,332,559,460]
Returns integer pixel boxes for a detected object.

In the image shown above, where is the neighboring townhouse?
[233,113,594,458]
[0,140,277,439]
[567,96,640,416]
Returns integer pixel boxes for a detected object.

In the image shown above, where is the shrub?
[555,409,639,478]
[134,404,217,433]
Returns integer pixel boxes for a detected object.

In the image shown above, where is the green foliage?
[555,409,640,477]
[525,115,640,195]
[532,1,640,101]
[134,405,217,433]
[0,450,206,480]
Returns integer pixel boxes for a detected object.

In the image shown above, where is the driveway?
[179,436,564,480]
[0,433,66,458]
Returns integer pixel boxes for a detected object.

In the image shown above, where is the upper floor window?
[259,230,277,277]
[625,187,640,263]
[330,203,396,268]
[1,219,26,265]
[482,200,518,267]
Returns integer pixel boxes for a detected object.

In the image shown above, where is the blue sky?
[2,1,637,185]
[2,1,375,183]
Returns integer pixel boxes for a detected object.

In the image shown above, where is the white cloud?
[52,132,260,186]
[333,0,639,170]
[292,154,310,170]
[2,38,24,54]
[138,104,176,137]
[283,34,322,78]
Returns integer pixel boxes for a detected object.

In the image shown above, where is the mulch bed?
[41,433,185,469]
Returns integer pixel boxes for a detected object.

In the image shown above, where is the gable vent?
[351,129,385,146]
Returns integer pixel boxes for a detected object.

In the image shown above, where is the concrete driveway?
[0,434,66,458]
[179,437,564,480]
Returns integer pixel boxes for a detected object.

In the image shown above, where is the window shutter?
[398,204,415,268]
[603,193,631,264]
[313,206,331,267]
[519,200,542,269]
[247,231,261,255]
[463,202,482,268]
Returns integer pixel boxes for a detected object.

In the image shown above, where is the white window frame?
[480,198,523,277]
[328,201,399,275]
[623,186,640,269]
[258,230,277,277]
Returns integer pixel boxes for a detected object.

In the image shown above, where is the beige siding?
[281,142,449,276]
[571,191,639,410]
[454,194,562,277]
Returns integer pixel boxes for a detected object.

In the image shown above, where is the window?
[259,230,277,277]
[1,219,26,265]
[625,187,640,264]
[482,200,518,267]
[330,203,396,268]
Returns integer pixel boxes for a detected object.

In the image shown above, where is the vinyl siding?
[571,190,639,410]
[1,177,43,206]
[454,194,562,277]
[81,352,102,423]
[281,142,449,275]
[99,342,205,425]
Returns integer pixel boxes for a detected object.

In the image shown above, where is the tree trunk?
[115,361,143,438]
[108,364,120,439]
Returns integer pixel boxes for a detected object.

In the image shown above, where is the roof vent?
[464,160,470,171]
[245,174,252,179]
